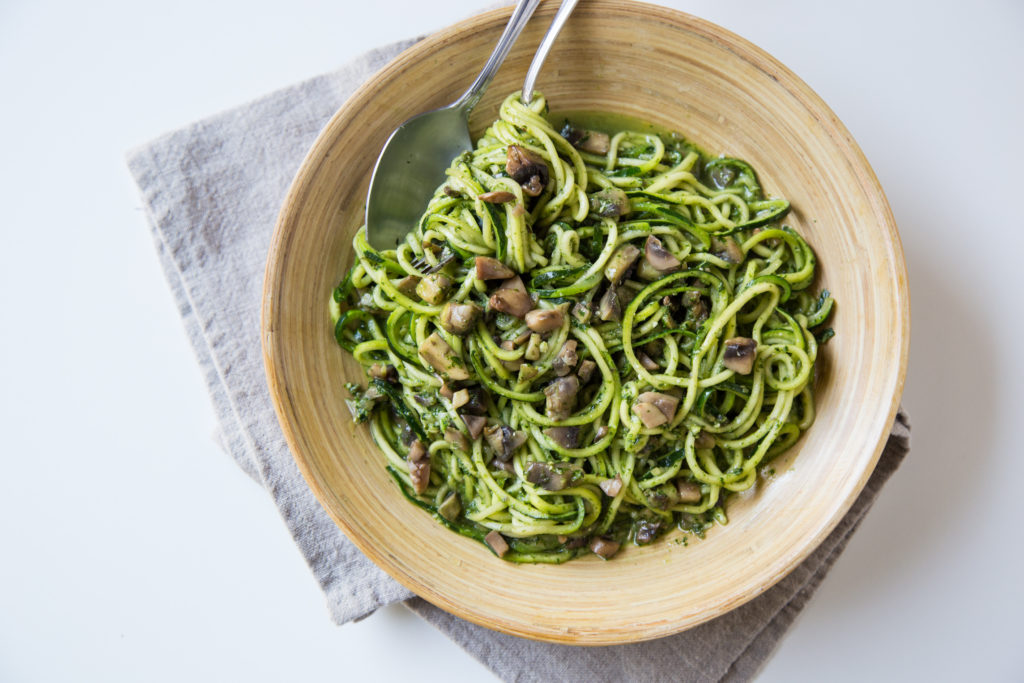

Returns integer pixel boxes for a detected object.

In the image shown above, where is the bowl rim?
[262,0,909,644]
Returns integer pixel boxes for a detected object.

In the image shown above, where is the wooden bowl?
[263,0,908,644]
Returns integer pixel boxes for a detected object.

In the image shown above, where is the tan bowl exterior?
[263,0,909,644]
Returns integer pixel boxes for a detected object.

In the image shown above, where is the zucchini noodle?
[331,92,835,563]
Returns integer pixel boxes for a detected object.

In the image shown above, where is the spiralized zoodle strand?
[332,92,835,562]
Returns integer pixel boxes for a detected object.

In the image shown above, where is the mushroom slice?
[439,301,482,335]
[367,362,397,382]
[635,520,662,545]
[484,530,510,558]
[444,427,470,452]
[723,337,757,375]
[694,430,715,450]
[489,276,532,318]
[632,401,669,429]
[644,235,681,272]
[544,375,579,420]
[500,339,523,372]
[598,286,621,322]
[505,145,549,197]
[407,443,430,494]
[478,190,516,204]
[594,425,610,441]
[560,122,611,154]
[438,492,462,521]
[484,423,527,461]
[525,462,577,491]
[525,307,565,333]
[636,391,679,421]
[408,439,428,462]
[589,537,621,560]
[461,414,487,440]
[712,236,744,264]
[599,475,623,497]
[543,426,579,449]
[576,359,597,384]
[415,272,453,305]
[524,333,543,361]
[571,300,592,324]
[636,351,660,372]
[552,339,578,377]
[395,275,420,296]
[474,256,515,281]
[418,332,470,380]
[589,187,631,218]
[676,481,703,503]
[604,244,641,284]
[451,388,470,410]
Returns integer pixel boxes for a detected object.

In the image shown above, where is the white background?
[1,0,1022,680]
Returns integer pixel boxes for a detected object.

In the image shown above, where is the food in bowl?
[329,91,834,563]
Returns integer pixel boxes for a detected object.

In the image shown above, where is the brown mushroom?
[694,430,715,450]
[367,362,397,382]
[444,427,470,452]
[415,272,453,305]
[439,301,482,335]
[458,387,488,416]
[395,275,420,296]
[523,334,543,361]
[484,423,527,461]
[577,359,597,384]
[451,388,470,410]
[525,462,577,491]
[636,391,679,421]
[571,300,592,324]
[723,337,757,375]
[461,414,487,440]
[438,492,462,521]
[598,286,621,322]
[599,475,623,497]
[544,375,579,420]
[543,425,580,449]
[644,235,681,272]
[408,439,428,462]
[589,537,621,560]
[489,276,532,318]
[418,332,470,380]
[525,308,564,333]
[636,351,660,372]
[478,190,516,204]
[484,530,510,558]
[505,144,549,196]
[438,383,454,401]
[632,401,669,429]
[561,123,611,154]
[635,520,662,545]
[407,439,430,494]
[594,425,610,441]
[712,236,744,264]
[604,244,641,283]
[552,339,579,376]
[474,256,515,281]
[500,339,522,372]
[589,188,631,218]
[676,481,703,503]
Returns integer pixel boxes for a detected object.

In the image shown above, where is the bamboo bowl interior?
[263,0,908,644]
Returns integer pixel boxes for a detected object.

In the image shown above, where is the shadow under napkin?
[126,35,911,683]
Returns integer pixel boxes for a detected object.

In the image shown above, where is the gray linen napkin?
[127,36,910,683]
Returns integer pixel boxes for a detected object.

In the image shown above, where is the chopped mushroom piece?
[577,359,597,384]
[438,383,454,400]
[543,426,580,449]
[367,362,397,382]
[418,332,470,380]
[408,439,428,462]
[636,391,679,421]
[461,414,487,440]
[589,188,631,218]
[438,492,462,521]
[544,375,580,420]
[635,520,662,545]
[694,430,715,450]
[723,337,757,375]
[636,351,660,372]
[517,364,539,383]
[439,301,482,335]
[594,425,610,441]
[451,388,470,410]
[505,144,549,196]
[571,300,592,324]
[561,123,611,154]
[604,244,641,283]
[632,401,669,428]
[407,442,430,495]
[474,256,515,281]
[525,308,565,333]
[676,481,703,503]
[634,258,661,282]
[525,462,576,491]
[485,530,510,558]
[444,427,470,452]
[552,339,579,376]
[415,273,453,305]
[644,235,681,272]
[395,275,420,296]
[598,286,621,322]
[500,339,523,372]
[712,236,744,264]
[599,475,623,497]
[489,276,533,318]
[589,537,621,560]
[459,387,488,415]
[478,190,516,204]
[484,424,527,461]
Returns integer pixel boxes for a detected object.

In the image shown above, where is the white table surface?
[2,0,1022,680]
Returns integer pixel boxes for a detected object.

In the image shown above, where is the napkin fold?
[128,33,910,683]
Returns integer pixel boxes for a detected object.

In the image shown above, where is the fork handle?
[522,0,580,104]
[454,0,543,114]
